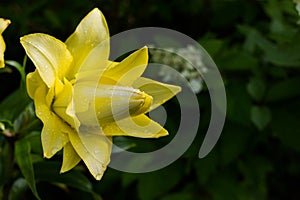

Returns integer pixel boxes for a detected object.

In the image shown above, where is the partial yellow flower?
[21,8,181,180]
[0,18,10,68]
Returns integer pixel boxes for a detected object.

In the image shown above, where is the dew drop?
[95,173,102,180]
[51,148,59,155]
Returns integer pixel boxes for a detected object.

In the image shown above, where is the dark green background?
[1,0,300,199]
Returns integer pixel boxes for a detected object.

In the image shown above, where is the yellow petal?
[34,85,70,158]
[68,127,112,180]
[103,114,168,138]
[0,18,10,34]
[26,70,43,99]
[0,18,10,68]
[65,8,110,79]
[52,79,77,128]
[75,61,118,85]
[103,47,148,86]
[70,69,119,127]
[105,61,119,71]
[133,77,181,110]
[20,33,73,88]
[0,35,5,68]
[60,142,81,173]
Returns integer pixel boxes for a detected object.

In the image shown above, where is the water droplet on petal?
[51,148,59,155]
[94,150,100,154]
[95,173,103,180]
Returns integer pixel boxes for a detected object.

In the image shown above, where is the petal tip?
[43,152,52,159]
[0,18,11,33]
[59,167,69,174]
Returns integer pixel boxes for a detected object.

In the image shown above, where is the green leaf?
[271,103,300,152]
[247,77,266,102]
[217,50,258,71]
[161,192,194,200]
[24,131,42,155]
[0,87,31,122]
[5,60,26,85]
[13,103,41,135]
[264,0,283,22]
[237,156,273,199]
[261,43,300,67]
[8,178,29,200]
[266,77,300,102]
[226,81,252,126]
[137,163,184,200]
[238,25,300,67]
[15,139,40,200]
[0,139,13,190]
[0,122,5,131]
[219,122,252,166]
[251,106,272,130]
[121,172,139,188]
[34,161,94,193]
[194,150,218,185]
[253,33,300,67]
[199,37,224,58]
[238,25,259,53]
[207,173,240,200]
[112,136,136,153]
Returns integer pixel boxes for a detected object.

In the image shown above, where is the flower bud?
[53,82,153,128]
[81,84,152,125]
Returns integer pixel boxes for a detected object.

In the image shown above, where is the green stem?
[5,59,26,86]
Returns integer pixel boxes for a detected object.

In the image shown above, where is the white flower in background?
[150,45,207,93]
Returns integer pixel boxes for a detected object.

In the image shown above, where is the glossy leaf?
[137,163,184,200]
[226,82,252,126]
[271,103,300,152]
[0,87,31,122]
[251,106,272,130]
[24,131,43,155]
[13,103,41,135]
[15,139,40,200]
[8,178,29,200]
[34,161,94,193]
[161,192,194,200]
[0,139,12,192]
[247,77,266,102]
[266,77,300,102]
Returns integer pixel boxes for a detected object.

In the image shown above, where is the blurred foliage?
[1,0,300,199]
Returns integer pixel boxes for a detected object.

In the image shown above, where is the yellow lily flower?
[21,8,181,180]
[0,18,10,68]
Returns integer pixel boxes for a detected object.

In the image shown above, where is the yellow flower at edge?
[0,18,11,68]
[20,8,181,180]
